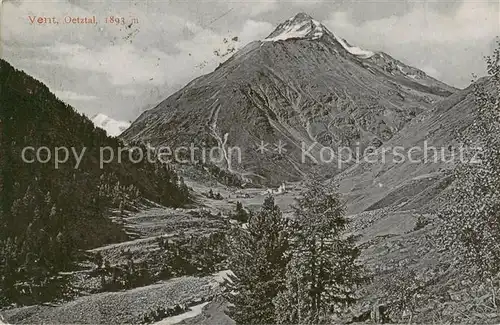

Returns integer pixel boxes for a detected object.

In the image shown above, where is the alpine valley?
[1,12,499,325]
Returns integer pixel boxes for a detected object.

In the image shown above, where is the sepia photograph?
[0,0,499,324]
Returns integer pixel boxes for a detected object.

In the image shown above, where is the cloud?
[325,2,498,46]
[238,20,274,44]
[421,66,441,79]
[2,0,275,90]
[291,0,325,7]
[216,0,279,16]
[53,90,98,101]
[35,42,167,86]
[119,88,139,96]
[1,1,98,46]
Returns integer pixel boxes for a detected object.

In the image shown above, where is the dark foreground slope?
[122,13,457,185]
[0,59,190,306]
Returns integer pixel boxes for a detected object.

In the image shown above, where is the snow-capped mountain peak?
[91,113,131,137]
[263,12,324,42]
[263,12,375,59]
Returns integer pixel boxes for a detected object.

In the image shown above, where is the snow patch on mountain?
[92,113,131,137]
[263,13,324,42]
[333,35,375,59]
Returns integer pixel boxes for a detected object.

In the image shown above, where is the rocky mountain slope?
[121,13,457,185]
[331,77,497,323]
[336,77,483,216]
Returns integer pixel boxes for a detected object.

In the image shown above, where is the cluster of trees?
[203,163,243,187]
[230,201,249,223]
[205,189,223,200]
[438,44,500,310]
[142,298,212,324]
[155,231,228,280]
[92,251,152,292]
[225,180,369,324]
[0,59,191,306]
[85,230,228,294]
[120,142,191,207]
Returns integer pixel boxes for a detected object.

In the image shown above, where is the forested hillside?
[0,59,190,306]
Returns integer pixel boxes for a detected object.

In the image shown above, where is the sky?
[1,0,499,122]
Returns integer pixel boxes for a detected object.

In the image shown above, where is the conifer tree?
[226,196,290,324]
[275,179,369,324]
[233,201,249,223]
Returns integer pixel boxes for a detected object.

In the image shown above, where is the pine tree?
[94,252,104,269]
[119,201,124,216]
[233,201,249,223]
[275,179,369,324]
[438,42,500,307]
[178,177,190,202]
[226,196,290,324]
